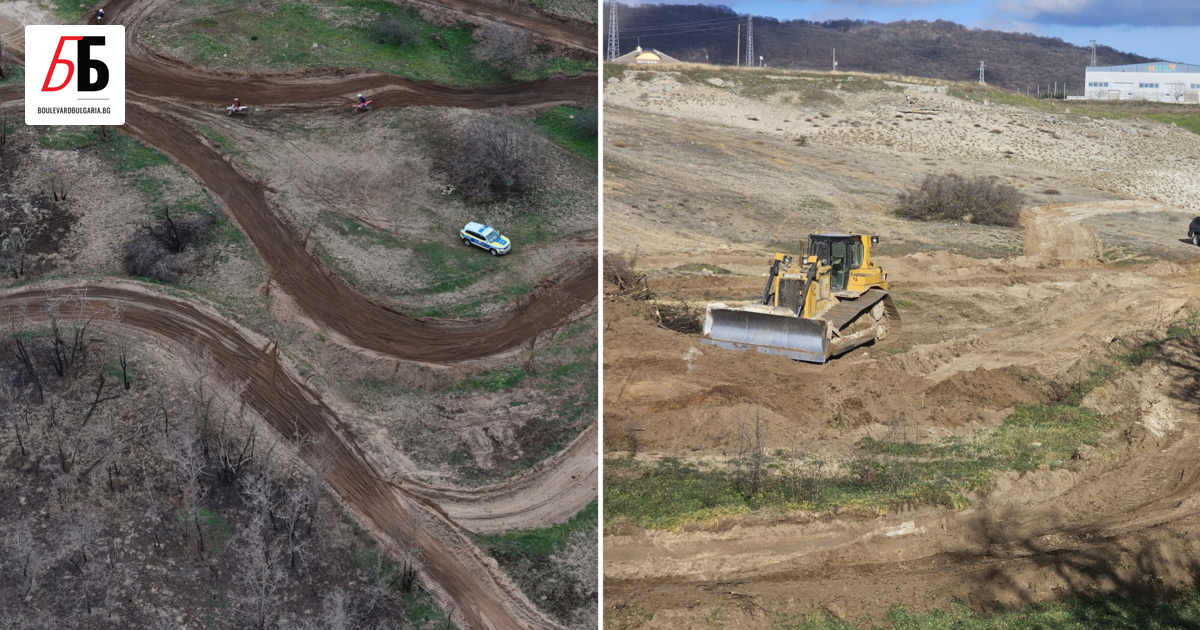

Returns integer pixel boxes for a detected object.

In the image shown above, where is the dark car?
[1190,217,1200,246]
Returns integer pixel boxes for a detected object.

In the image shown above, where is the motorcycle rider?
[232,97,241,112]
[356,94,368,110]
[96,8,104,21]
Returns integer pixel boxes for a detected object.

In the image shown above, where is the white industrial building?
[1083,62,1200,103]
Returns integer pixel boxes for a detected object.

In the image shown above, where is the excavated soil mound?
[923,365,1053,411]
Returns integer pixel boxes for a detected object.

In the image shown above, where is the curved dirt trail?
[393,0,595,52]
[0,284,566,630]
[131,97,595,363]
[405,422,599,534]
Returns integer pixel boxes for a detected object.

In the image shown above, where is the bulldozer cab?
[808,234,865,292]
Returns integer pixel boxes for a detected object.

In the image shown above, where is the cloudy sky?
[698,0,1198,63]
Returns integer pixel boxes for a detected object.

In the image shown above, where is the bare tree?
[473,24,533,77]
[44,163,84,202]
[1167,82,1188,103]
[44,294,95,377]
[433,109,553,203]
[299,588,356,630]
[108,301,133,390]
[3,521,45,599]
[0,227,27,279]
[230,516,289,630]
[158,421,209,554]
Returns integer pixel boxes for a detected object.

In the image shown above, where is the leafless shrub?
[122,206,214,283]
[896,173,1025,227]
[44,164,83,202]
[731,406,769,498]
[653,301,703,334]
[603,251,651,300]
[473,24,533,76]
[0,227,26,279]
[623,419,643,456]
[378,17,422,47]
[230,516,289,630]
[431,111,552,202]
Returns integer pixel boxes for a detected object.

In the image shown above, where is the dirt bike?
[226,105,248,116]
[96,9,104,21]
[352,100,373,114]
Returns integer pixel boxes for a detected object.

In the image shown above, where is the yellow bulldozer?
[702,233,899,363]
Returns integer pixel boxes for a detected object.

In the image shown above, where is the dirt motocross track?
[0,2,597,629]
[603,68,1200,627]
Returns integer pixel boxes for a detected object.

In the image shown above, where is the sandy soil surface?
[0,0,598,627]
[603,66,1200,627]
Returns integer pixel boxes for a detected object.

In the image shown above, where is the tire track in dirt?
[403,422,599,534]
[381,0,595,52]
[0,283,566,630]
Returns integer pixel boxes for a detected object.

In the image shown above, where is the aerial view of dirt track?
[602,64,1200,628]
[0,0,597,627]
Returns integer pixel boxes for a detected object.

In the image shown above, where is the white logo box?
[25,25,126,125]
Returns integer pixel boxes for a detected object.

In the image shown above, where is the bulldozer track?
[0,0,598,627]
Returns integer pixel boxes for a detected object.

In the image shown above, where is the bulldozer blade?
[702,306,829,363]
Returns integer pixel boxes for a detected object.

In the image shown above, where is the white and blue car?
[460,222,512,256]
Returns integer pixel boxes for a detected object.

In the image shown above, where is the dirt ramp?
[1021,203,1105,263]
[1021,200,1190,264]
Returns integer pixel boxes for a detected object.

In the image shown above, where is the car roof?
[464,221,488,232]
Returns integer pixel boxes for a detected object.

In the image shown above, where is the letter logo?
[41,36,82,91]
[25,26,124,125]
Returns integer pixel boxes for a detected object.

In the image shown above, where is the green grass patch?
[401,590,459,630]
[785,595,1200,630]
[673,263,731,275]
[477,499,596,559]
[39,127,97,151]
[453,367,527,392]
[946,83,1057,110]
[48,0,89,21]
[318,211,513,301]
[476,500,596,627]
[0,66,24,86]
[93,132,172,172]
[152,0,594,86]
[532,106,598,161]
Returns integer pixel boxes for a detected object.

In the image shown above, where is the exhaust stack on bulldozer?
[702,233,899,363]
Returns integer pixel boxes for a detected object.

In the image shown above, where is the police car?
[460,222,512,255]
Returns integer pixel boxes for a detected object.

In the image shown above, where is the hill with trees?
[607,4,1154,94]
